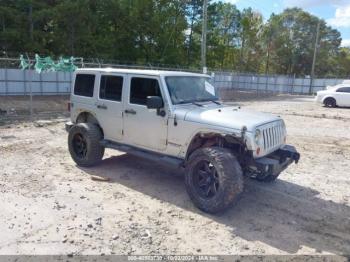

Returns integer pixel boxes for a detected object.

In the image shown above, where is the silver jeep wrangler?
[66,68,300,213]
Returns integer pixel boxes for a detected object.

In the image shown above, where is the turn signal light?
[256,147,261,155]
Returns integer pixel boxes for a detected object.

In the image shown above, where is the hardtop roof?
[76,68,208,77]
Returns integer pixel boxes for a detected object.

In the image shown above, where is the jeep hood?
[175,104,281,132]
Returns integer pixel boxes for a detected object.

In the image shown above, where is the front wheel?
[68,123,105,167]
[324,97,336,107]
[185,147,243,214]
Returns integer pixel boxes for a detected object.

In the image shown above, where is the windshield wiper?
[191,102,203,107]
[209,99,221,105]
[177,100,203,107]
[197,99,221,105]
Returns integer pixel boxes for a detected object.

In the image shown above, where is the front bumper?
[253,145,300,177]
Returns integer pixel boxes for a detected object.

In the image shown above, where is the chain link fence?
[0,56,202,122]
[0,56,201,95]
[1,57,348,96]
[212,72,348,95]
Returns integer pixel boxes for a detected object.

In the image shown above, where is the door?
[95,73,125,141]
[123,76,168,151]
[335,87,350,106]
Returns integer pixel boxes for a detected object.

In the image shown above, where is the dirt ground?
[0,95,350,256]
[0,95,69,113]
[0,95,69,123]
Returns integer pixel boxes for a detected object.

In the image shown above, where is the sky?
[223,0,350,47]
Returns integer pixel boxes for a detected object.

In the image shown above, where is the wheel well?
[185,133,246,161]
[76,112,104,137]
[323,96,336,104]
[76,112,97,124]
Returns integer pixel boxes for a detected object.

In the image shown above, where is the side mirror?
[146,96,163,109]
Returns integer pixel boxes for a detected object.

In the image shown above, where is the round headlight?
[254,129,262,144]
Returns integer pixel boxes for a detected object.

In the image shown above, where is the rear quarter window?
[336,87,350,93]
[74,74,95,97]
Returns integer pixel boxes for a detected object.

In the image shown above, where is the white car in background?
[316,84,350,107]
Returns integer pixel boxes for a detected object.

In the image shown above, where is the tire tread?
[185,147,243,214]
[68,123,104,167]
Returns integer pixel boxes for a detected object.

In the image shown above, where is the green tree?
[333,47,350,78]
[185,0,203,66]
[0,1,347,77]
[264,8,342,76]
[206,2,241,69]
[238,8,263,72]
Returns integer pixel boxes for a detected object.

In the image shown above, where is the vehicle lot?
[0,95,349,255]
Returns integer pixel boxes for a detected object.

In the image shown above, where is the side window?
[74,74,95,97]
[100,75,123,101]
[337,87,350,93]
[130,78,161,105]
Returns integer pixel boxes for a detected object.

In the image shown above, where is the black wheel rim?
[326,100,334,107]
[72,133,87,159]
[193,160,219,199]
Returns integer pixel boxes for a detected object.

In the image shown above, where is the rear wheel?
[68,123,104,167]
[185,147,243,214]
[324,97,336,107]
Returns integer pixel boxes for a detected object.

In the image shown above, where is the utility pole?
[309,20,320,95]
[265,32,272,75]
[201,0,208,74]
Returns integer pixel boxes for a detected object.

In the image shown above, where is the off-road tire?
[324,97,336,108]
[255,172,281,182]
[68,123,104,167]
[185,147,243,214]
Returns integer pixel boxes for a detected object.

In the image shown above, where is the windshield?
[165,76,218,105]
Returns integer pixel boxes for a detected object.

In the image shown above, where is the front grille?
[261,121,285,152]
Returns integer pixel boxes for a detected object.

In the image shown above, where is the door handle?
[97,104,108,110]
[124,109,136,115]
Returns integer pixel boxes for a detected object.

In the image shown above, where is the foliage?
[0,0,349,77]
[263,8,342,77]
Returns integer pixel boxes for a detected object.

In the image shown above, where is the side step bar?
[100,140,184,168]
